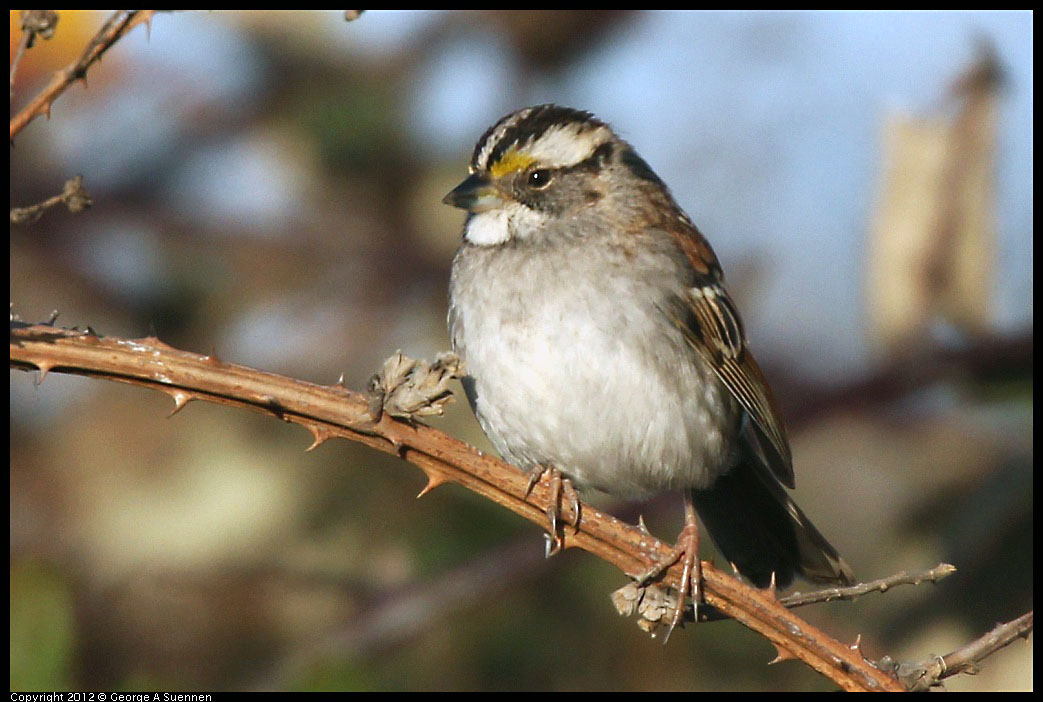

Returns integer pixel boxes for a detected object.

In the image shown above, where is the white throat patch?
[465,210,511,246]
[464,202,546,246]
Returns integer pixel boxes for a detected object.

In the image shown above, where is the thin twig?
[10,33,31,99]
[10,10,60,99]
[883,610,1033,691]
[779,563,958,608]
[9,321,905,692]
[10,175,92,225]
[10,10,159,141]
[690,562,958,624]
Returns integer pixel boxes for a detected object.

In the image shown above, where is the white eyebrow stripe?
[474,112,612,173]
[525,123,612,168]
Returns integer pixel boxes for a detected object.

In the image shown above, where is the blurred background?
[10,10,1032,692]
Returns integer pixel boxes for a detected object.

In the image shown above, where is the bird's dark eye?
[527,169,553,189]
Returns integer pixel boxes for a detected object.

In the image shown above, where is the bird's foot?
[526,465,580,557]
[633,496,702,642]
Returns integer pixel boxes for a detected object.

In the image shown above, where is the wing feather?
[660,220,795,487]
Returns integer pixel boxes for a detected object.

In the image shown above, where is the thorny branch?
[9,10,160,142]
[9,320,905,692]
[882,611,1034,691]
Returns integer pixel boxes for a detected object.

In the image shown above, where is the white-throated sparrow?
[444,105,854,636]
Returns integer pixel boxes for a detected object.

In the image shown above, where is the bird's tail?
[691,454,854,589]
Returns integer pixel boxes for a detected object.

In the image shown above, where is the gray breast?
[448,237,739,497]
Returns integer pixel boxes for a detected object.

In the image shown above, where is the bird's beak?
[442,173,505,213]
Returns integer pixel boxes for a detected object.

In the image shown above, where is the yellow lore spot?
[489,148,536,179]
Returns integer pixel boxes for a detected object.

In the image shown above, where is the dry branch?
[10,10,159,141]
[778,563,958,609]
[882,611,1033,691]
[10,175,93,224]
[9,320,904,692]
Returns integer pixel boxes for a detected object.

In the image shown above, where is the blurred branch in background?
[9,10,160,141]
[10,10,154,229]
[866,42,1004,356]
[774,328,1031,427]
[10,174,92,224]
[10,10,58,99]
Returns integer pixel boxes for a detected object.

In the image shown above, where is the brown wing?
[662,217,795,488]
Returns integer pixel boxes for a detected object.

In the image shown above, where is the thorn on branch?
[303,423,333,452]
[416,469,450,498]
[769,645,797,665]
[167,390,194,417]
[35,361,55,384]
